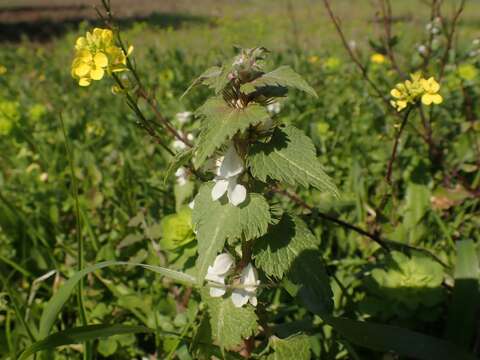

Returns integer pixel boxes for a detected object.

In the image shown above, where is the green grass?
[0,0,479,359]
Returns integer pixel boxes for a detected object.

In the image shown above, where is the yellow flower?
[390,72,442,111]
[371,53,386,64]
[420,77,443,105]
[308,55,320,64]
[0,65,6,75]
[71,28,133,87]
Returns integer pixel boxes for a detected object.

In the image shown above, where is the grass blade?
[19,324,152,360]
[327,316,476,360]
[39,261,196,338]
[445,240,480,348]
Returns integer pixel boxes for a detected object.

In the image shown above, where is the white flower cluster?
[206,253,260,307]
[211,145,247,206]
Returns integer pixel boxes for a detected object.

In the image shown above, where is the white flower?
[172,132,194,151]
[266,102,281,115]
[188,199,195,209]
[417,45,427,55]
[175,111,192,125]
[175,167,188,186]
[211,145,247,206]
[473,39,480,46]
[205,253,234,297]
[231,263,260,308]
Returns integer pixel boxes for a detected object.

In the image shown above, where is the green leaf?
[242,66,317,98]
[195,97,270,168]
[287,249,333,315]
[203,290,258,350]
[39,261,196,338]
[254,214,319,278]
[266,333,311,360]
[164,148,194,184]
[181,66,223,98]
[19,324,152,360]
[326,316,476,360]
[192,183,271,284]
[445,240,480,348]
[248,125,338,197]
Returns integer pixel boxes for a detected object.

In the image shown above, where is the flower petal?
[219,145,243,178]
[211,179,229,201]
[93,52,109,68]
[209,253,234,275]
[210,286,226,298]
[79,78,91,87]
[90,67,105,80]
[227,181,246,206]
[231,290,249,308]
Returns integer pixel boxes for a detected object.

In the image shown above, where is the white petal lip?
[231,290,249,307]
[219,145,244,178]
[211,178,229,201]
[210,253,234,275]
[210,286,227,298]
[227,181,247,206]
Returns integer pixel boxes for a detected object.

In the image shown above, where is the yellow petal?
[93,52,108,67]
[90,67,105,80]
[422,94,433,105]
[431,94,443,104]
[79,77,91,86]
[74,63,91,77]
[75,36,87,50]
[126,45,134,56]
[390,89,402,98]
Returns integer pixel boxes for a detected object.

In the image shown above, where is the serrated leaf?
[266,334,311,360]
[195,98,270,168]
[287,249,333,315]
[192,183,271,284]
[242,66,317,98]
[254,214,319,278]
[164,148,194,184]
[203,290,258,350]
[248,125,338,197]
[182,66,223,98]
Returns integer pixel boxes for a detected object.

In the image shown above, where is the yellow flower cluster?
[71,28,132,87]
[371,53,386,64]
[390,72,443,111]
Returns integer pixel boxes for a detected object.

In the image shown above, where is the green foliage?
[159,207,195,250]
[248,125,338,196]
[192,183,271,283]
[265,334,311,360]
[194,97,270,167]
[203,290,258,350]
[254,213,319,278]
[361,252,445,321]
[242,65,318,98]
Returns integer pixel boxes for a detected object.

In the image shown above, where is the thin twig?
[378,0,404,77]
[385,106,413,184]
[438,0,466,80]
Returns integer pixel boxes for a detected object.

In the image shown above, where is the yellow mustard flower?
[71,28,133,87]
[0,65,6,75]
[420,77,443,105]
[390,72,442,111]
[371,53,386,64]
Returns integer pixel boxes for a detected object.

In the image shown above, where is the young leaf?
[254,214,319,279]
[248,125,338,197]
[445,240,480,349]
[266,333,311,360]
[287,249,333,315]
[192,183,271,284]
[326,316,476,360]
[195,97,270,168]
[203,290,258,350]
[19,324,152,360]
[241,66,318,98]
[163,148,194,184]
[39,261,195,338]
[182,66,223,98]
